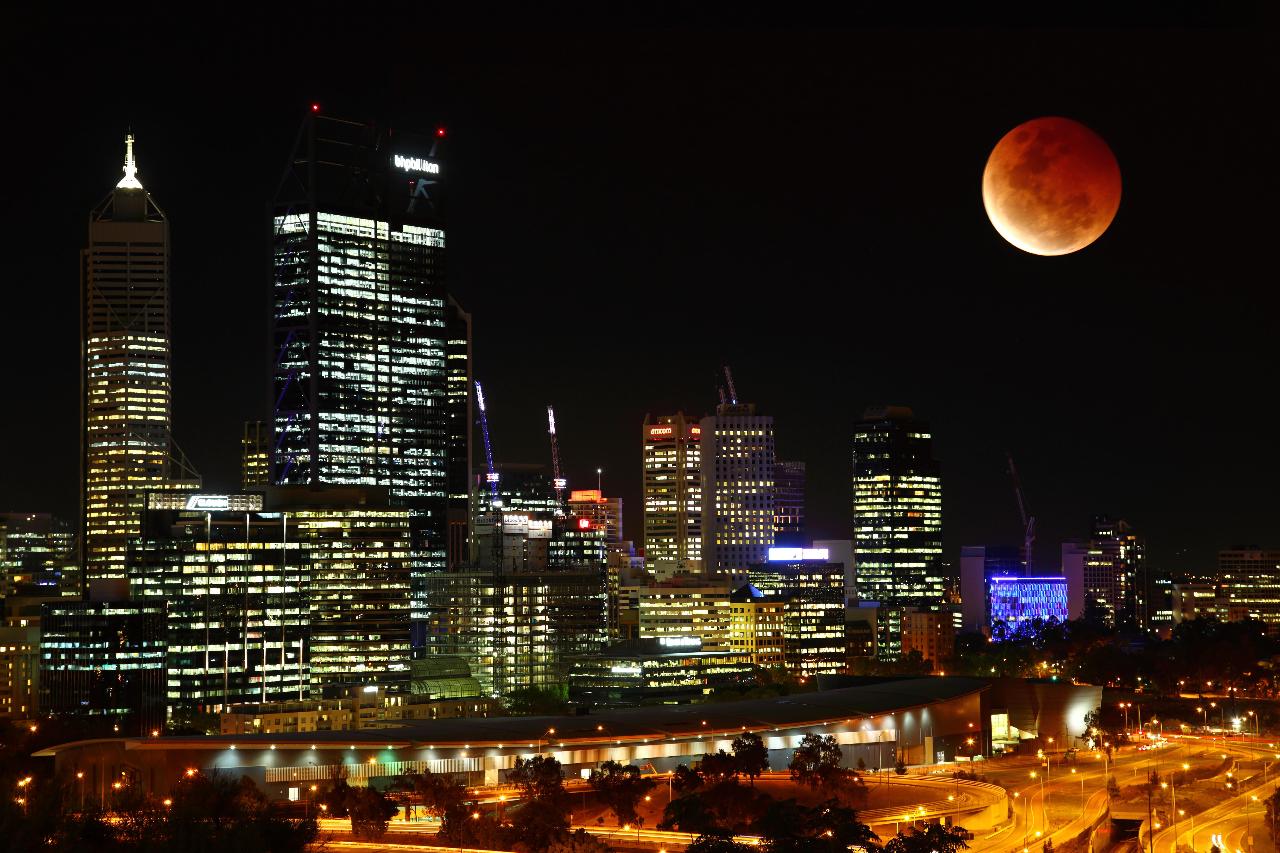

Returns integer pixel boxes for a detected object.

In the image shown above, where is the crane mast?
[723,365,739,406]
[475,381,500,509]
[1006,452,1036,572]
[547,405,566,515]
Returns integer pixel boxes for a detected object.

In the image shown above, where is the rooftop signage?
[393,154,439,175]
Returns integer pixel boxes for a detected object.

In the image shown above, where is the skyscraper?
[241,420,270,489]
[773,460,806,547]
[851,406,943,653]
[269,112,470,605]
[701,402,776,575]
[81,135,198,584]
[642,413,703,572]
[1083,516,1145,628]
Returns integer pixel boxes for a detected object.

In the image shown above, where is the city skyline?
[2,24,1274,573]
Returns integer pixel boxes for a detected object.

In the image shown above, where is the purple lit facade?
[988,576,1068,626]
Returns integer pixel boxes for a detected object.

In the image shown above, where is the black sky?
[2,13,1275,572]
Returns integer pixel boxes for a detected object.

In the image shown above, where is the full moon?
[982,116,1121,256]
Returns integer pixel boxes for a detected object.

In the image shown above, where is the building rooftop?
[36,676,987,756]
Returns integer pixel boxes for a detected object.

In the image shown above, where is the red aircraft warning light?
[435,126,447,138]
[311,104,320,113]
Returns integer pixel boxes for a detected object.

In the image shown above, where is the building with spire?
[81,134,198,585]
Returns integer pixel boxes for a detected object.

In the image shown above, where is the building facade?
[1082,516,1145,629]
[567,638,755,707]
[1218,550,1280,625]
[701,403,776,575]
[567,490,623,543]
[900,609,955,668]
[637,578,733,651]
[269,112,470,612]
[241,421,270,489]
[851,406,943,656]
[746,555,847,677]
[773,460,806,547]
[987,576,1069,630]
[81,135,198,585]
[642,414,703,572]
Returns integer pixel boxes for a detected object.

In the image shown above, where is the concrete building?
[701,402,775,575]
[900,609,955,669]
[567,490,623,543]
[0,625,40,719]
[728,588,786,668]
[642,413,703,574]
[241,421,270,489]
[1082,517,1145,629]
[746,551,848,677]
[37,677,995,798]
[1171,582,1221,623]
[219,688,499,735]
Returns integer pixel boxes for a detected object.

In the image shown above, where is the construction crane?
[723,366,739,406]
[547,405,567,515]
[1006,452,1036,573]
[475,381,500,509]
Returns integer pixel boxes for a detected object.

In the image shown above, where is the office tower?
[131,492,307,711]
[727,589,786,667]
[241,421,270,489]
[0,513,77,597]
[0,626,39,718]
[700,402,775,575]
[746,550,847,677]
[269,112,469,585]
[130,488,414,709]
[813,538,856,602]
[81,135,199,584]
[422,512,608,697]
[773,460,806,547]
[1082,516,1145,628]
[1218,550,1280,625]
[637,577,733,650]
[567,490,623,543]
[851,406,944,615]
[40,594,167,735]
[567,638,755,708]
[445,301,473,568]
[642,413,703,572]
[1171,582,1222,623]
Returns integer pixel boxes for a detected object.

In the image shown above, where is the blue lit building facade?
[988,576,1068,629]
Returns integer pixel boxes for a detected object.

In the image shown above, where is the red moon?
[982,117,1121,256]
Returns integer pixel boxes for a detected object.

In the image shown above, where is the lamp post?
[1071,767,1084,808]
[537,727,557,756]
[1162,781,1177,850]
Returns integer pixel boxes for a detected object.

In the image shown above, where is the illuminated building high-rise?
[567,490,622,543]
[700,402,776,576]
[773,460,806,547]
[1083,516,1145,629]
[269,112,470,603]
[642,413,703,572]
[241,420,270,489]
[851,406,943,656]
[81,135,199,584]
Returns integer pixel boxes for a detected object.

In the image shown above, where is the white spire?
[116,133,143,190]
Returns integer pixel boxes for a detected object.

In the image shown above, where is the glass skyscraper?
[851,406,944,655]
[269,113,470,628]
[81,135,199,584]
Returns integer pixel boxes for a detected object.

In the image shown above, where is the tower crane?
[723,366,739,406]
[547,405,567,515]
[475,381,500,509]
[1006,452,1035,572]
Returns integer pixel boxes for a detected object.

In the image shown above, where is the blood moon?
[982,117,1121,256]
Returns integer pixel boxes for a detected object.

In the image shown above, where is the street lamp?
[1071,767,1083,808]
[537,727,557,756]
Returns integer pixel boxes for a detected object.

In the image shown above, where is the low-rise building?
[220,688,500,735]
[567,637,754,707]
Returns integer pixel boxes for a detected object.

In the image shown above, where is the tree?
[883,824,971,853]
[588,761,656,827]
[731,732,770,785]
[510,797,570,851]
[348,786,398,841]
[895,758,908,775]
[659,792,720,835]
[672,763,704,794]
[320,765,353,817]
[755,797,879,853]
[686,830,758,853]
[508,755,567,805]
[700,750,740,784]
[546,828,613,853]
[789,733,846,789]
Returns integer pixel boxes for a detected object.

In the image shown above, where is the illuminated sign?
[648,426,674,439]
[570,490,602,502]
[393,154,440,175]
[690,426,701,436]
[658,636,701,648]
[185,495,230,511]
[610,666,643,676]
[577,518,592,530]
[767,547,831,562]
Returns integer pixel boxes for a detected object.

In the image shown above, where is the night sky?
[3,13,1274,573]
